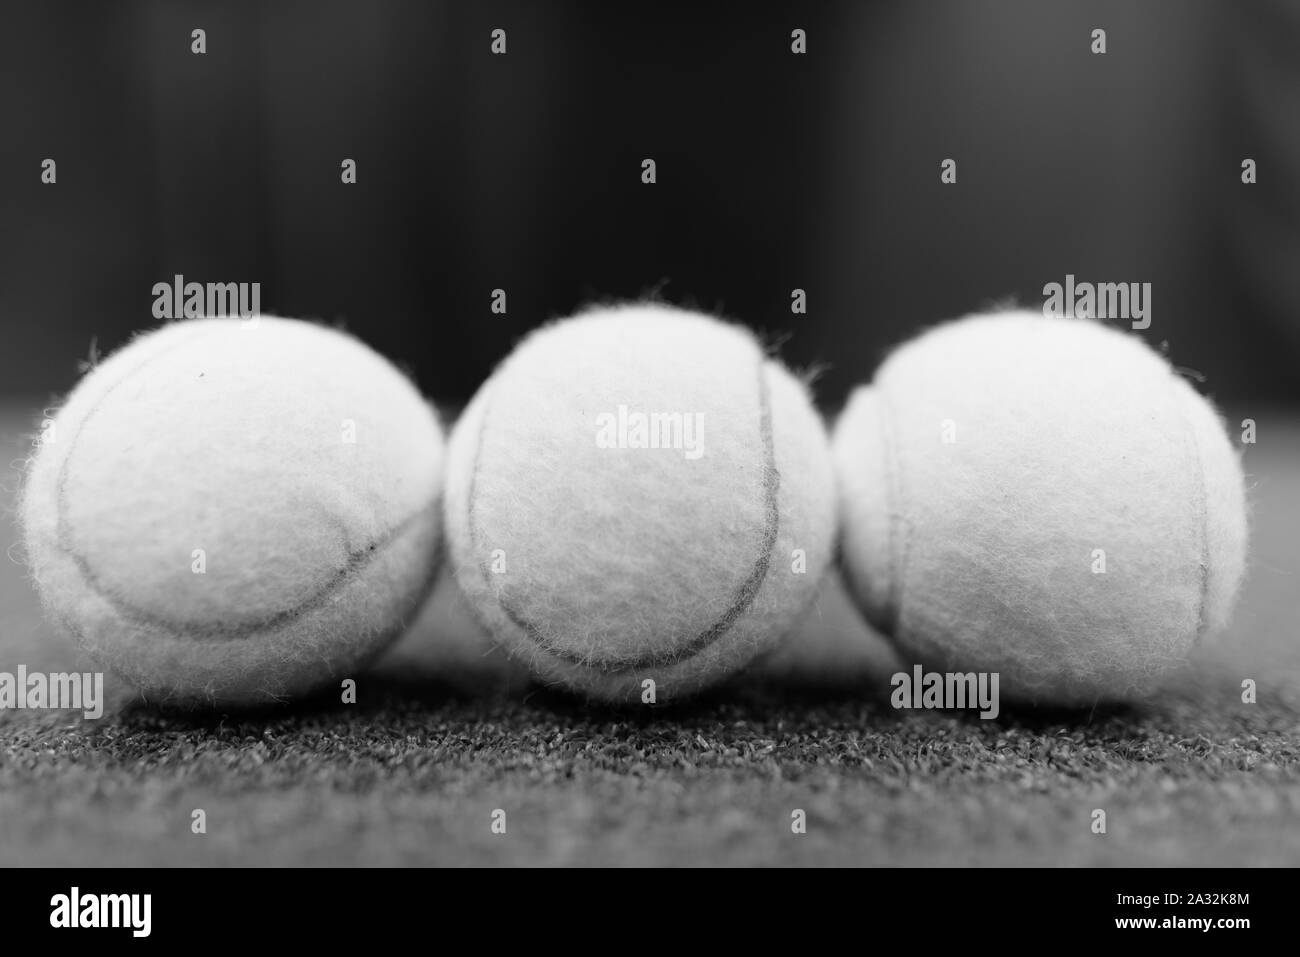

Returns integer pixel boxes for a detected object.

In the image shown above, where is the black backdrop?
[4,0,1299,407]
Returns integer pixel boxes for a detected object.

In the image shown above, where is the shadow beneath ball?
[966,699,1143,731]
[112,670,488,732]
[506,670,905,732]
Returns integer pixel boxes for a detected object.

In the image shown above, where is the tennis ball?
[834,311,1248,704]
[19,316,444,707]
[444,303,836,703]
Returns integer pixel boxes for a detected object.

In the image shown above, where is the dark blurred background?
[3,0,1298,408]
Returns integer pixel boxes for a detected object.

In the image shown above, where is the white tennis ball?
[834,311,1248,704]
[20,316,444,707]
[444,303,836,703]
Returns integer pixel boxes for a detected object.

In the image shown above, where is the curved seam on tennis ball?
[50,322,441,638]
[52,496,441,655]
[54,496,441,639]
[468,358,781,674]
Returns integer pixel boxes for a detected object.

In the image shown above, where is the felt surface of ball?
[833,311,1249,703]
[444,304,837,703]
[20,316,444,706]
